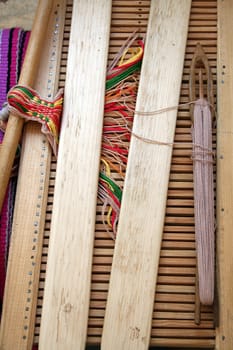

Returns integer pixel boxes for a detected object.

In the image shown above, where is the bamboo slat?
[39,1,111,349]
[101,1,191,349]
[216,0,233,348]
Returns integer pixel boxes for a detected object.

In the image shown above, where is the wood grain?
[216,0,233,349]
[101,1,191,349]
[30,0,216,347]
[0,0,38,30]
[0,0,53,213]
[0,1,66,349]
[39,1,111,349]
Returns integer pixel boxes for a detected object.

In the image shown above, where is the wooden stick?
[0,0,54,213]
[190,45,215,306]
[0,1,66,349]
[101,1,191,349]
[195,266,201,325]
[216,0,233,348]
[39,1,111,349]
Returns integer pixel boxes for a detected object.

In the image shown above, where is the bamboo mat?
[33,0,216,347]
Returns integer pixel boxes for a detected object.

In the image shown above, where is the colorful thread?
[98,37,144,238]
[7,85,63,156]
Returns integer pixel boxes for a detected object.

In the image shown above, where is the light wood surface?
[39,1,111,349]
[0,1,66,349]
[0,0,38,30]
[35,0,216,346]
[0,0,54,214]
[216,0,233,348]
[0,0,217,348]
[101,1,191,349]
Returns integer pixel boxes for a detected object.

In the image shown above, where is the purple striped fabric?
[0,29,10,108]
[10,28,22,88]
[0,28,30,303]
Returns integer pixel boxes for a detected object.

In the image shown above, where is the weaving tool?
[34,0,217,347]
[0,0,223,348]
[0,0,66,348]
[189,42,215,306]
[101,1,191,349]
[39,1,111,349]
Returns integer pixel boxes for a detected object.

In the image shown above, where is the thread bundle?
[7,85,63,156]
[98,37,144,238]
[192,98,215,305]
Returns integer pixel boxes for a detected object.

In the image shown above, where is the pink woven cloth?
[0,28,30,303]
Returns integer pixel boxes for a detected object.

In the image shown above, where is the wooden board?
[101,1,191,349]
[0,1,66,349]
[216,0,233,348]
[39,1,111,349]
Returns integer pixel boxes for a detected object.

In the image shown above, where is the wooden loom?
[0,0,232,349]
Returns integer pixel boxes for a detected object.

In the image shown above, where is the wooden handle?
[0,0,54,212]
[189,42,214,122]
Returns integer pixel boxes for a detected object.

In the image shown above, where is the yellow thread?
[101,158,111,178]
[101,158,114,226]
[54,98,63,106]
[107,207,113,227]
[47,119,58,143]
[119,47,143,66]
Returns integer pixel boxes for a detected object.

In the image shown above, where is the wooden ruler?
[217,0,233,348]
[39,1,111,349]
[0,1,66,349]
[101,1,191,349]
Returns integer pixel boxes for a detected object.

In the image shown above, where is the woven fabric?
[7,85,63,155]
[0,28,30,302]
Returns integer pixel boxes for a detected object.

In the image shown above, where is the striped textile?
[0,28,30,304]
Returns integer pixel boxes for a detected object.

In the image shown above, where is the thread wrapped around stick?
[192,98,215,305]
[190,43,215,306]
[6,85,63,156]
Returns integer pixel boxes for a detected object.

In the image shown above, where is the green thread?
[99,172,122,202]
[106,61,141,90]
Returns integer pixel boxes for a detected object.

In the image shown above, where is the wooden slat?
[0,0,53,213]
[101,2,191,349]
[39,1,111,349]
[32,0,217,347]
[0,1,66,349]
[216,0,233,349]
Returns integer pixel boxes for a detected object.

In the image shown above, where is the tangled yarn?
[98,37,144,238]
